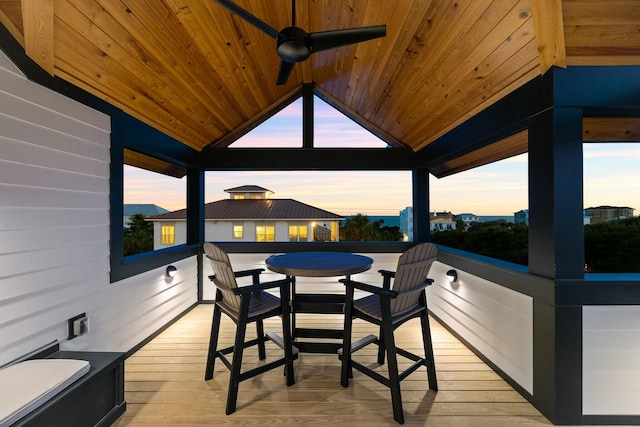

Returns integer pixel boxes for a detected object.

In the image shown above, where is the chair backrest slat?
[203,243,241,311]
[390,243,437,315]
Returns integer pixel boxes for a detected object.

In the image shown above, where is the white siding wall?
[583,306,640,415]
[206,221,235,242]
[426,262,534,394]
[153,221,187,250]
[0,50,197,366]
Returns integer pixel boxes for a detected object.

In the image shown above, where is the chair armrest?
[378,269,395,289]
[378,269,395,278]
[339,278,398,298]
[232,278,291,295]
[233,268,265,278]
[208,268,265,284]
[395,279,434,297]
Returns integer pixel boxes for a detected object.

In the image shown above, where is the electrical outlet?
[74,317,90,336]
[68,313,89,340]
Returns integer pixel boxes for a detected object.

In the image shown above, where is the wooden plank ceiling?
[1,0,640,171]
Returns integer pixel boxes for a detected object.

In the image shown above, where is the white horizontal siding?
[0,50,197,366]
[426,262,534,394]
[583,306,640,415]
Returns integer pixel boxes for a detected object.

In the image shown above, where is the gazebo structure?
[1,1,639,425]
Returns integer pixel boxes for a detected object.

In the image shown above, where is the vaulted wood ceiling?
[1,0,640,162]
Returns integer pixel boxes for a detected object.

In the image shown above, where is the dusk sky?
[124,98,639,217]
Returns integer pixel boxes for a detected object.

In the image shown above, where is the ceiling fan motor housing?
[277,27,311,62]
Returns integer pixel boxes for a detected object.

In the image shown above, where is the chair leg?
[341,286,355,388]
[380,302,404,425]
[377,325,386,365]
[256,319,266,360]
[205,305,222,380]
[420,309,438,391]
[226,318,248,415]
[281,301,296,386]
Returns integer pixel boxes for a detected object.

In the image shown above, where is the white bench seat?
[0,359,90,427]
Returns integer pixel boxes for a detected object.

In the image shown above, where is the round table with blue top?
[265,251,373,354]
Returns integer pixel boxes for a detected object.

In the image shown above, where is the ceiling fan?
[214,0,387,85]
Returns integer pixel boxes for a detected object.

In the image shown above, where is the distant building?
[584,205,635,224]
[456,213,479,228]
[430,217,456,232]
[146,185,343,249]
[400,207,459,239]
[399,207,413,241]
[514,209,529,225]
[430,210,455,221]
[123,204,169,228]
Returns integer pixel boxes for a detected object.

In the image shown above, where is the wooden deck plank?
[113,304,551,427]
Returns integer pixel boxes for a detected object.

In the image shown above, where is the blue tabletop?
[265,252,373,277]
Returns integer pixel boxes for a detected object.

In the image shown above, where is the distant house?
[584,205,635,224]
[514,209,529,225]
[430,210,455,221]
[146,185,343,249]
[123,204,169,228]
[430,217,456,232]
[456,213,479,228]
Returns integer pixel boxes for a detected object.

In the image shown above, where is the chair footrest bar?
[396,346,423,362]
[266,331,299,356]
[218,352,233,372]
[337,334,377,356]
[238,358,288,382]
[295,328,343,339]
[398,358,426,382]
[217,336,267,356]
[351,360,391,388]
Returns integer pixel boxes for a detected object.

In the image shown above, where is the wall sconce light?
[166,265,177,278]
[446,269,458,283]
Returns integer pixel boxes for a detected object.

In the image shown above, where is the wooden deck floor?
[113,304,552,426]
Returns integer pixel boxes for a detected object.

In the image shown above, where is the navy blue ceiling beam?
[553,65,640,108]
[112,111,199,169]
[302,83,314,148]
[415,65,640,172]
[200,147,415,170]
[415,74,553,170]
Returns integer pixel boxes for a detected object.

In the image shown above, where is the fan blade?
[276,60,295,86]
[308,25,386,53]
[214,0,280,39]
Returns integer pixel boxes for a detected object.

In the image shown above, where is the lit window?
[233,194,245,199]
[161,225,175,244]
[289,225,308,242]
[233,224,243,239]
[256,225,275,242]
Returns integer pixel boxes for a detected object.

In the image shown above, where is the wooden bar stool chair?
[203,243,298,415]
[339,243,438,424]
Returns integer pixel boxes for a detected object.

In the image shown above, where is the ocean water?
[477,215,514,223]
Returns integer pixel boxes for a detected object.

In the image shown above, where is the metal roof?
[147,199,343,221]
